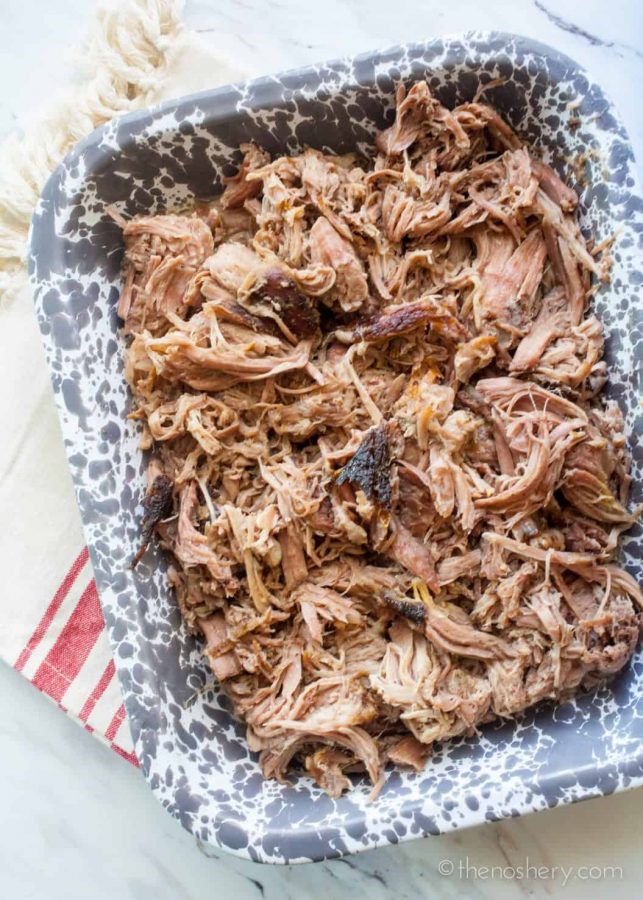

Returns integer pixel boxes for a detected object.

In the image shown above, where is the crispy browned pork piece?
[117,82,642,799]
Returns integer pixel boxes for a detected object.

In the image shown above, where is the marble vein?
[534,0,643,60]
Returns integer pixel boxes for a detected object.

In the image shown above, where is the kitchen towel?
[0,0,246,761]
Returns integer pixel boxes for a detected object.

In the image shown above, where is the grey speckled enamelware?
[28,32,643,864]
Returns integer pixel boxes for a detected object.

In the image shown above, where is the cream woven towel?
[0,0,246,757]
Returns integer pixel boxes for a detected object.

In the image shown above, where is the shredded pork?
[115,82,642,798]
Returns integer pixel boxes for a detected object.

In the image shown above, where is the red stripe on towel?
[112,745,139,767]
[105,704,127,742]
[30,580,104,703]
[78,658,116,722]
[14,546,89,673]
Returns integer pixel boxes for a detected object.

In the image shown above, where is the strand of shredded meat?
[115,81,642,798]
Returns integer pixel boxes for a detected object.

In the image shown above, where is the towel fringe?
[0,0,185,303]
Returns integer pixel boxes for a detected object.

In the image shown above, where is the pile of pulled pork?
[117,81,642,797]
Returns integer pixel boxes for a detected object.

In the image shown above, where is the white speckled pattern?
[28,33,642,863]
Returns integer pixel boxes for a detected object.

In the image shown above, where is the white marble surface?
[1,0,642,897]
